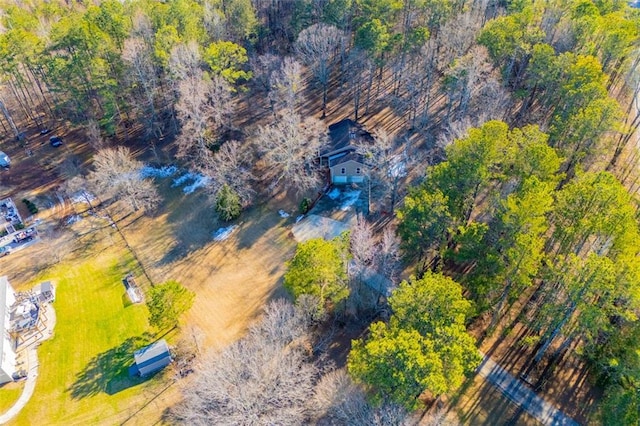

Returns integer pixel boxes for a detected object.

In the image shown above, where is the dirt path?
[0,304,56,425]
[477,354,579,426]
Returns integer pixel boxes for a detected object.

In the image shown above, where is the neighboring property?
[131,339,172,377]
[320,119,374,185]
[0,277,17,384]
[33,281,55,304]
[0,198,22,236]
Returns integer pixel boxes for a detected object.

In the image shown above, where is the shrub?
[300,197,312,214]
[22,198,38,214]
[215,185,241,221]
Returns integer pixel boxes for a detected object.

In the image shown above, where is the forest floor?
[448,373,540,426]
[459,295,601,425]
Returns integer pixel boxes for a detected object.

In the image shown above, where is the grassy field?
[0,384,23,415]
[11,244,169,425]
[0,178,300,424]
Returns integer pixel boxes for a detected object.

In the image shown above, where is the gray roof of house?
[39,281,52,293]
[321,119,374,157]
[329,151,365,167]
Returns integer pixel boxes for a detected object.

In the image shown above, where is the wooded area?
[1,0,639,423]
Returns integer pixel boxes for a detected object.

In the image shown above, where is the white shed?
[133,340,172,377]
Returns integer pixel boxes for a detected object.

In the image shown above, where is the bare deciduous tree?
[350,215,376,279]
[171,299,320,425]
[343,48,373,120]
[250,53,281,95]
[85,120,104,150]
[441,45,508,123]
[247,297,319,347]
[356,129,410,211]
[347,216,380,317]
[376,227,401,283]
[62,175,95,211]
[270,57,303,113]
[444,45,495,121]
[172,324,204,379]
[88,147,160,213]
[174,72,233,165]
[435,11,484,72]
[312,369,409,425]
[254,112,327,193]
[201,140,255,205]
[123,37,161,140]
[473,75,510,121]
[348,217,400,314]
[296,23,344,117]
[169,42,203,81]
[203,1,226,41]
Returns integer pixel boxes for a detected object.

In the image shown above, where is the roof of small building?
[134,339,171,370]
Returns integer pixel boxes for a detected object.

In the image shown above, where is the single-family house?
[0,277,17,384]
[320,119,373,185]
[132,339,172,377]
[0,198,22,235]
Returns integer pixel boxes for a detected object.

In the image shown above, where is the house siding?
[330,160,365,184]
[0,277,16,384]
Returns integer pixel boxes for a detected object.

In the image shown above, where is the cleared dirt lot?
[115,183,298,350]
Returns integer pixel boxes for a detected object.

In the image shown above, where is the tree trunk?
[533,305,572,364]
[322,83,327,118]
[0,98,19,137]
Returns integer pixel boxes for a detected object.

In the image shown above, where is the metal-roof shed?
[133,340,172,377]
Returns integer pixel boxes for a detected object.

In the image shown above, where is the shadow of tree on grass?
[67,332,155,399]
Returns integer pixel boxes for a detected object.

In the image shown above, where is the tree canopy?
[284,236,349,307]
[349,272,480,409]
[147,280,195,331]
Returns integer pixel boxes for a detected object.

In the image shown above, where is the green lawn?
[13,246,166,425]
[0,384,23,415]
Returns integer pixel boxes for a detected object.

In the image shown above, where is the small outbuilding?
[132,339,172,377]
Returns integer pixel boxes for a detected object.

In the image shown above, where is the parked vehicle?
[11,369,27,381]
[49,136,63,147]
[0,246,10,257]
[0,151,10,168]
